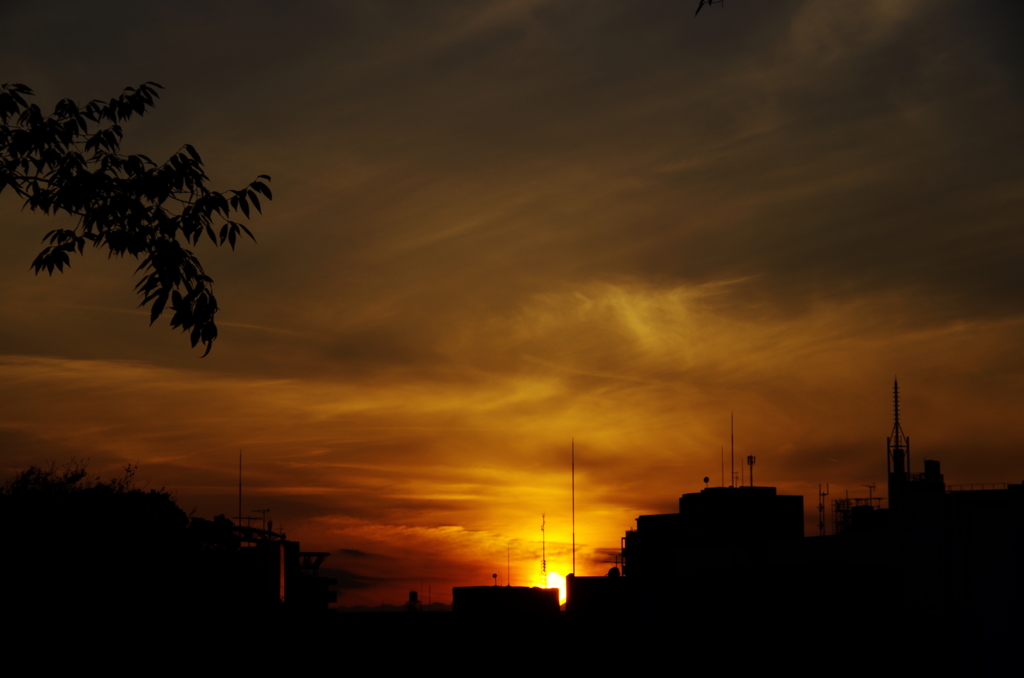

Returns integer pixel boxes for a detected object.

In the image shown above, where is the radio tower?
[541,514,548,588]
[887,379,911,513]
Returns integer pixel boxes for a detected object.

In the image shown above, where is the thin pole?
[572,438,576,575]
[541,514,547,588]
[721,446,725,487]
[730,413,735,488]
[507,541,511,586]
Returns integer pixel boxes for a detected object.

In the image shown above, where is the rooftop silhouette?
[559,381,1022,670]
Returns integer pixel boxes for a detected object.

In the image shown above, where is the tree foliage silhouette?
[1,460,191,621]
[0,82,271,355]
[1,459,187,534]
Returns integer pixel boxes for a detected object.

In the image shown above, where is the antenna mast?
[886,378,911,512]
[730,412,735,488]
[252,508,269,532]
[238,450,242,528]
[571,439,576,575]
[721,446,725,487]
[541,514,547,588]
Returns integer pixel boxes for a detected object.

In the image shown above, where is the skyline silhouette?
[3,1,1024,610]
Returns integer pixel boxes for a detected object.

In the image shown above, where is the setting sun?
[546,572,567,605]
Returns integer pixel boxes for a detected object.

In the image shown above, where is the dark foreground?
[17,606,1018,675]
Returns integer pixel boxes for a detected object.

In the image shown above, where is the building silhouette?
[190,515,338,616]
[566,382,1023,667]
[1,463,337,638]
[452,585,560,618]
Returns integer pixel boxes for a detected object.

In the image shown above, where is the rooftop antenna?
[887,378,911,511]
[747,455,756,487]
[252,508,270,532]
[507,541,511,587]
[572,438,576,576]
[818,483,830,536]
[541,514,548,588]
[888,378,910,470]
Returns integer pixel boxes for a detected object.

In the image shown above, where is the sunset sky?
[3,0,1024,607]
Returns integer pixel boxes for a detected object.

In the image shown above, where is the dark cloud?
[337,548,388,559]
[320,567,389,592]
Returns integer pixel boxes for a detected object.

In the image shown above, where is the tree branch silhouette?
[0,82,271,355]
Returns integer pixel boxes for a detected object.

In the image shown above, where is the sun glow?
[546,571,567,605]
